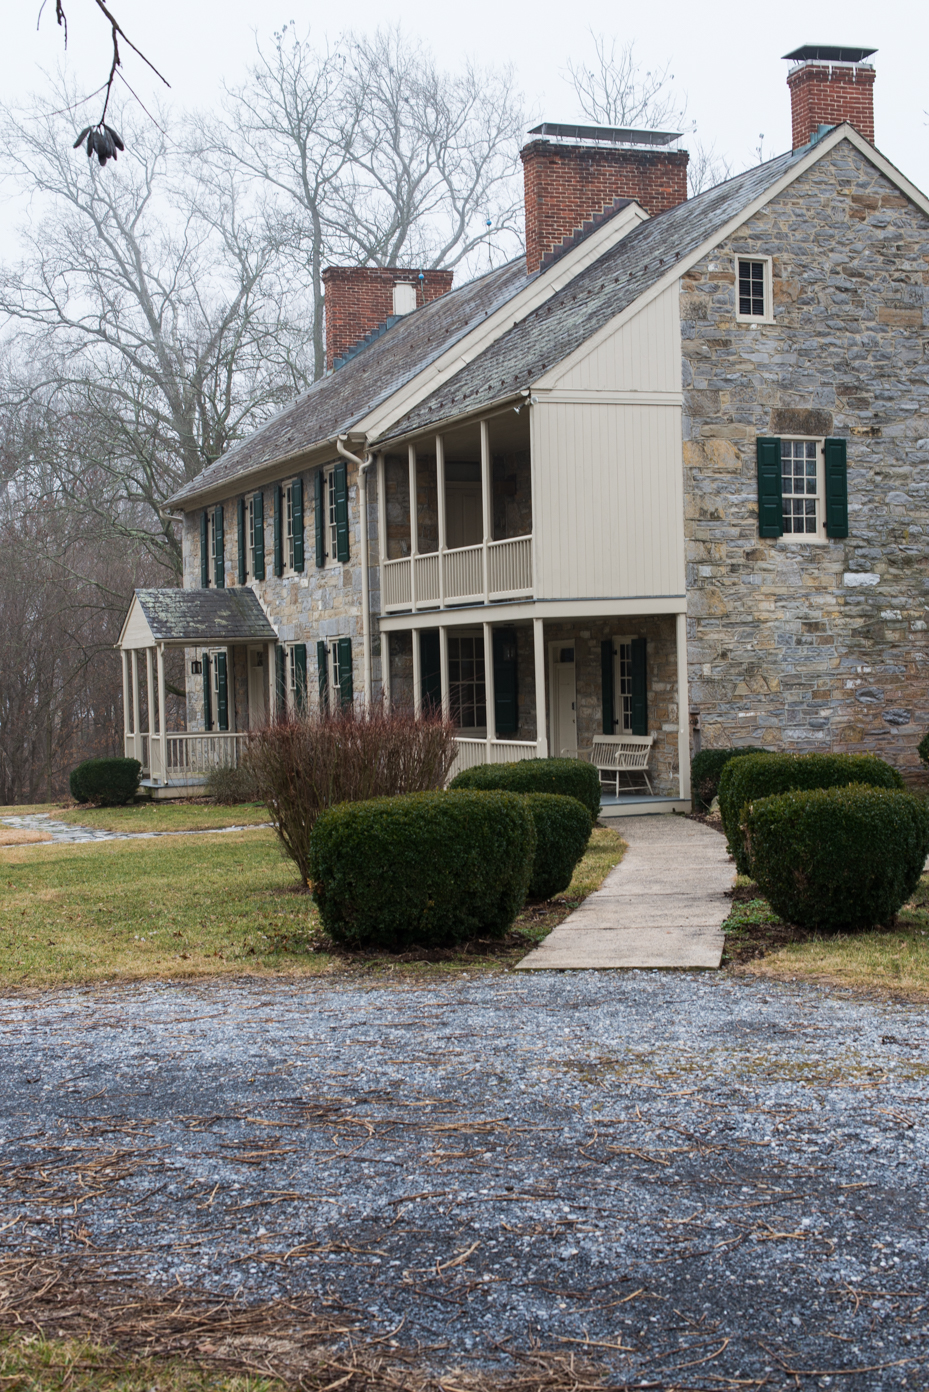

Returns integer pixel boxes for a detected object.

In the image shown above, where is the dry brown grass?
[0,827,51,846]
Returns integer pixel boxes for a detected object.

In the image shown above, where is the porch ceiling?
[119,587,277,650]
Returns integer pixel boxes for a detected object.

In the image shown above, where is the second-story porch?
[378,408,534,613]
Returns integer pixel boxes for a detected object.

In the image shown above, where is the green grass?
[0,824,625,987]
[0,1333,282,1392]
[726,873,929,1000]
[55,802,270,833]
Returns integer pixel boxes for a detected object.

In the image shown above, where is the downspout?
[336,435,374,706]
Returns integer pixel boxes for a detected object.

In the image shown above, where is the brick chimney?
[322,267,454,371]
[784,45,876,149]
[521,129,689,276]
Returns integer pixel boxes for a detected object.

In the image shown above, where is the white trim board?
[377,593,687,632]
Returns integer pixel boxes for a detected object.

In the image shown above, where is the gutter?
[336,436,374,707]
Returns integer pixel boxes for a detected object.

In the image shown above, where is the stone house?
[118,45,929,809]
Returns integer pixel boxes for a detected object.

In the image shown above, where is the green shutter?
[601,638,616,735]
[292,477,305,572]
[338,637,353,707]
[493,628,519,736]
[237,497,246,585]
[292,643,307,711]
[215,651,229,731]
[213,505,225,588]
[420,631,441,713]
[203,653,212,729]
[275,644,286,712]
[756,437,783,538]
[334,461,350,563]
[200,512,209,588]
[824,437,849,538]
[273,485,283,577]
[630,637,647,736]
[314,470,325,567]
[253,492,265,580]
[317,640,329,711]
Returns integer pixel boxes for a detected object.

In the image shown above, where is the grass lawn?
[55,802,271,833]
[724,873,929,1000]
[0,1334,281,1392]
[0,825,624,988]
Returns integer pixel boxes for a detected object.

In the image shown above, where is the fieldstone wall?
[181,457,382,729]
[683,140,929,771]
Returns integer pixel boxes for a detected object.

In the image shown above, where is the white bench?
[575,734,655,796]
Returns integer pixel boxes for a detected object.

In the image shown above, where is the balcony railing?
[381,535,533,613]
[450,737,539,779]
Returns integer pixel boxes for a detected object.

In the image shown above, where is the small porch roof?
[118,588,278,650]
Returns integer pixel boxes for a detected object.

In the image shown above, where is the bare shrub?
[204,762,262,806]
[242,706,458,884]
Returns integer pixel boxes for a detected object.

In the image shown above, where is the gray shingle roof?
[168,257,530,505]
[170,145,807,504]
[385,149,804,439]
[136,588,277,643]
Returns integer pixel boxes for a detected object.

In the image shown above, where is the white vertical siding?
[552,283,680,393]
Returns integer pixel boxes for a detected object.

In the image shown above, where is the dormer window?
[392,282,417,315]
[736,256,773,323]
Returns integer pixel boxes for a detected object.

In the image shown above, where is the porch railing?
[381,535,533,613]
[128,731,247,783]
[450,737,539,780]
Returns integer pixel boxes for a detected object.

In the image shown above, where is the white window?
[206,511,216,582]
[284,484,295,571]
[392,281,417,315]
[449,633,486,731]
[735,256,773,323]
[617,640,633,733]
[781,438,826,541]
[324,468,339,563]
[248,496,258,575]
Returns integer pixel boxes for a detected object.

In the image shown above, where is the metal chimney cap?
[782,44,876,63]
[527,122,682,147]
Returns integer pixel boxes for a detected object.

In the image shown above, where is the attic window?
[736,256,773,323]
[393,282,417,315]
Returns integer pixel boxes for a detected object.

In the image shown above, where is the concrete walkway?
[516,814,733,971]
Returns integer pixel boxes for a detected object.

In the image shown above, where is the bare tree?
[202,26,525,380]
[0,89,311,577]
[687,141,734,196]
[564,32,688,132]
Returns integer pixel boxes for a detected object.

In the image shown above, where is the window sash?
[285,485,295,569]
[781,439,820,535]
[326,471,339,560]
[738,259,766,317]
[449,634,486,730]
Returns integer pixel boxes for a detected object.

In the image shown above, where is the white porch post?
[439,625,450,722]
[145,647,156,780]
[533,617,548,757]
[676,612,691,801]
[483,621,495,755]
[130,650,141,764]
[121,650,131,757]
[480,418,491,604]
[408,444,418,612]
[412,628,422,717]
[382,633,392,710]
[376,452,387,568]
[266,643,276,721]
[436,433,447,608]
[156,643,167,782]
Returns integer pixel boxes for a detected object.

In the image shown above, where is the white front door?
[247,646,267,728]
[549,643,577,757]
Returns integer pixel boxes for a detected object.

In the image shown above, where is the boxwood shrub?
[523,793,591,901]
[450,757,601,827]
[745,784,929,931]
[309,789,535,950]
[690,746,766,812]
[718,751,905,875]
[69,757,141,806]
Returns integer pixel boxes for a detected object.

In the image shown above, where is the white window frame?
[612,634,637,734]
[323,467,340,567]
[779,436,827,546]
[205,511,216,586]
[283,483,295,573]
[247,495,259,577]
[284,643,303,712]
[448,628,487,735]
[735,254,774,325]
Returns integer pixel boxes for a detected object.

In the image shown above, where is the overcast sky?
[1,0,927,238]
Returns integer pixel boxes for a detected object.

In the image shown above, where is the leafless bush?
[243,706,458,884]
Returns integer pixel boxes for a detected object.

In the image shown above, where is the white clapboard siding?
[550,280,680,393]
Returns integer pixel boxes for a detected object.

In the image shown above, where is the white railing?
[381,536,533,614]
[450,737,539,779]
[162,733,248,782]
[414,552,440,606]
[382,556,412,608]
[488,536,532,597]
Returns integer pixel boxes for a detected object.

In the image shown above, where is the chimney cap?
[782,44,876,64]
[527,121,681,147]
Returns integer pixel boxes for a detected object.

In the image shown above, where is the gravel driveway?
[1,971,927,1388]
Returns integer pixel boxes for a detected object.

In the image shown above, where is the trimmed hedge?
[523,793,592,901]
[69,757,141,806]
[718,751,905,876]
[690,746,766,812]
[745,784,929,931]
[309,789,535,950]
[450,757,601,827]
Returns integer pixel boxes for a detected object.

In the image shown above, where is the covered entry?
[117,588,278,792]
